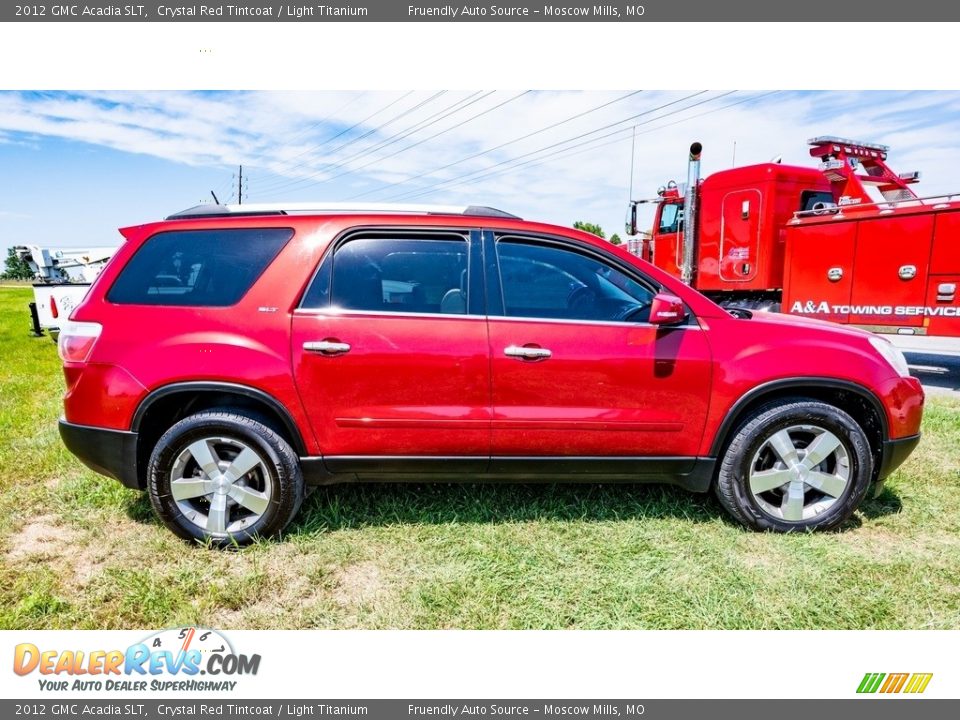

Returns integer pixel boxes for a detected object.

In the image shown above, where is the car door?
[485,232,713,465]
[291,228,490,472]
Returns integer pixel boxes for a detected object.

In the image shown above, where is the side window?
[658,203,683,234]
[496,240,656,323]
[324,235,470,315]
[107,228,293,307]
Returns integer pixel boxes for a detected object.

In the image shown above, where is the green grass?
[1,285,959,629]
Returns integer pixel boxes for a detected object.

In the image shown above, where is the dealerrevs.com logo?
[13,627,260,692]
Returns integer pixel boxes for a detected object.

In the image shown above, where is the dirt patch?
[739,551,782,571]
[332,561,384,606]
[6,515,76,561]
[5,514,109,586]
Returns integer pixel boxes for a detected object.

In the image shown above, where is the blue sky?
[2,90,960,250]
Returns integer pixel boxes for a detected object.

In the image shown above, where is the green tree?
[2,247,33,281]
[573,221,605,239]
[609,233,622,246]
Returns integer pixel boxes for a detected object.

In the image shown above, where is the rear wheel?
[714,399,873,532]
[147,411,304,547]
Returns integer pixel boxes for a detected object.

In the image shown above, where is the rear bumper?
[878,433,921,481]
[58,418,141,490]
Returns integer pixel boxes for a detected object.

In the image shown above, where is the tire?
[714,398,873,532]
[147,410,305,547]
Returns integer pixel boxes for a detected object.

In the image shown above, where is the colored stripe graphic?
[904,673,934,694]
[857,673,885,693]
[880,673,907,693]
[857,672,932,694]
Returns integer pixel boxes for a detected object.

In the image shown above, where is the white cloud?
[1,90,959,237]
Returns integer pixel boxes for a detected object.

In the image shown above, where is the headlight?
[868,336,911,378]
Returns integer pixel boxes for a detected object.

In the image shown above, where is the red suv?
[58,203,924,545]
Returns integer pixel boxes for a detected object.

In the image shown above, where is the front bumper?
[58,418,141,490]
[878,433,921,481]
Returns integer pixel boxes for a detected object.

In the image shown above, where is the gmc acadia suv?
[57,203,924,545]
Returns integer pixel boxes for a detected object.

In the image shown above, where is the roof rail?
[166,202,521,221]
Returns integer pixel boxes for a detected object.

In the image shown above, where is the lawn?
[1,285,959,630]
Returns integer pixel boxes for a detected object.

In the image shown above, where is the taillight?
[50,295,59,319]
[57,320,102,363]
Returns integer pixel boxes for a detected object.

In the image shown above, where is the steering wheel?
[613,302,651,322]
[566,286,598,315]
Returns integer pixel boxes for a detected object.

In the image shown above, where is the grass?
[1,285,959,629]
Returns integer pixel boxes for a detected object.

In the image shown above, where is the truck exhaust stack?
[681,142,702,285]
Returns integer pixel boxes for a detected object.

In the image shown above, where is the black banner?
[2,700,958,719]
[4,0,960,22]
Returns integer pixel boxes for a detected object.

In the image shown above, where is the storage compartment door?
[719,189,762,282]
[783,222,857,324]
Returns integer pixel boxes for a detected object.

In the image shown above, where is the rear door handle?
[504,345,552,361]
[303,340,351,356]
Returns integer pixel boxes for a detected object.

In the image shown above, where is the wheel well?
[711,385,886,481]
[133,389,306,488]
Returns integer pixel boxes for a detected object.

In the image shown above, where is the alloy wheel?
[169,436,273,534]
[747,424,851,522]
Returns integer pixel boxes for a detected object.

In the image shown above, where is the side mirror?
[649,293,687,325]
[624,203,637,236]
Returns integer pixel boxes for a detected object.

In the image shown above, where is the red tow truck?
[626,137,960,347]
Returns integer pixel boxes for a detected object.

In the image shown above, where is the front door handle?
[303,340,351,356]
[504,345,552,361]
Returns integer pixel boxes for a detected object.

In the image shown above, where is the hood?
[745,310,877,341]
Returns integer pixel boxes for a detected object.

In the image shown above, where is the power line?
[356,90,645,201]
[250,91,369,171]
[260,91,532,200]
[253,90,441,194]
[253,90,447,192]
[398,91,780,202]
[388,91,713,202]
[321,91,489,170]
[399,92,737,199]
[252,91,416,191]
[280,92,369,149]
[255,91,495,199]
[331,91,531,191]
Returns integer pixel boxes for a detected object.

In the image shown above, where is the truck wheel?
[147,411,305,547]
[714,398,873,532]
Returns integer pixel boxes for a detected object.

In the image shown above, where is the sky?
[2,89,960,250]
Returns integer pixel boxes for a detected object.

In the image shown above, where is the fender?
[130,380,308,456]
[708,376,889,457]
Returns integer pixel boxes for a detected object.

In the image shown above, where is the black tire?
[714,398,873,532]
[147,411,305,547]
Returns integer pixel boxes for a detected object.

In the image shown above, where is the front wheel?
[147,411,305,547]
[714,399,873,532]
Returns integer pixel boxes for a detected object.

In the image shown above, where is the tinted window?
[329,236,469,314]
[658,203,683,234]
[300,251,332,310]
[497,240,655,323]
[108,228,292,306]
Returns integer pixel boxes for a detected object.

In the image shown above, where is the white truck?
[16,244,117,340]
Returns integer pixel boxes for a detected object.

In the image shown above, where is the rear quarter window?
[107,228,293,306]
